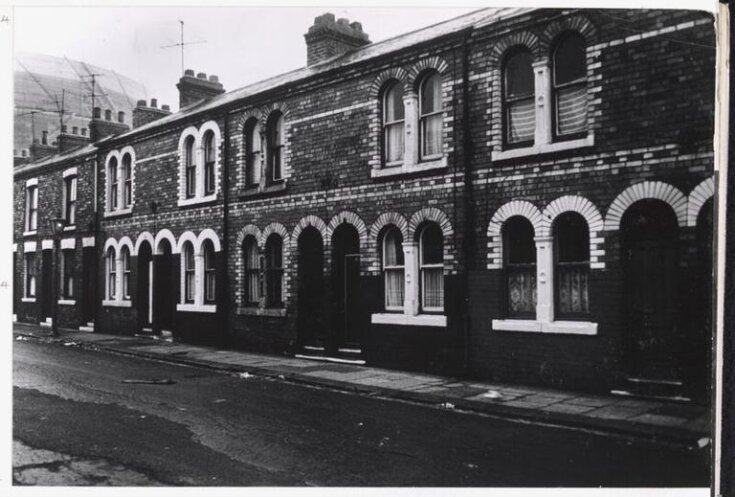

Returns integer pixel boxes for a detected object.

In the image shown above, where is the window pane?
[556,85,587,135]
[508,267,537,314]
[249,123,261,152]
[383,228,404,266]
[384,83,404,122]
[507,98,535,144]
[422,267,443,309]
[505,217,535,264]
[555,212,589,263]
[204,133,215,162]
[420,73,441,115]
[558,265,589,314]
[554,34,586,85]
[185,138,194,166]
[385,268,405,308]
[422,113,443,157]
[505,51,534,99]
[385,122,404,163]
[421,224,443,265]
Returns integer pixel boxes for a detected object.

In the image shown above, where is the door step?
[39,317,52,328]
[610,389,692,404]
[79,321,94,332]
[615,375,689,402]
[294,354,366,365]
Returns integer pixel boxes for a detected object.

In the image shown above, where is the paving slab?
[629,413,689,427]
[565,396,619,408]
[585,405,652,420]
[540,403,596,415]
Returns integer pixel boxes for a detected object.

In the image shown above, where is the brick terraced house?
[13,8,716,402]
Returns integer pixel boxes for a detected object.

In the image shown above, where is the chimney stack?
[177,68,225,109]
[90,106,130,141]
[304,12,370,66]
[133,98,173,128]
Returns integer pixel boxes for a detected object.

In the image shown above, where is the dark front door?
[622,200,680,382]
[41,249,53,320]
[331,224,361,352]
[137,242,153,331]
[297,227,326,349]
[82,247,96,323]
[153,240,174,333]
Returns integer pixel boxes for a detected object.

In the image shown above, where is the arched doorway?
[153,238,175,334]
[331,223,361,353]
[297,226,326,349]
[621,199,680,389]
[136,241,153,332]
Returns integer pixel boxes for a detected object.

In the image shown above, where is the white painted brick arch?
[604,181,687,231]
[486,200,544,270]
[687,176,715,227]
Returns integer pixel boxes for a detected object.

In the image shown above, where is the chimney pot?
[184,68,195,77]
[93,107,101,119]
[197,72,207,80]
[337,17,349,25]
[305,12,370,66]
[162,104,170,112]
[136,99,146,107]
[104,109,112,121]
[150,98,158,108]
[209,75,219,83]
[350,21,362,31]
[61,125,68,133]
[118,111,125,123]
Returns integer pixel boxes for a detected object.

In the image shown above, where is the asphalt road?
[13,338,710,487]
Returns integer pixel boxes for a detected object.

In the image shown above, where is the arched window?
[121,246,131,300]
[108,157,119,210]
[382,227,405,310]
[267,113,284,182]
[419,223,443,312]
[503,49,535,146]
[503,216,536,317]
[383,82,405,164]
[419,72,442,159]
[553,212,589,317]
[203,131,216,195]
[203,240,216,303]
[244,120,261,187]
[183,242,195,303]
[552,33,587,138]
[184,136,196,198]
[122,153,132,208]
[106,247,116,299]
[243,236,260,305]
[265,234,283,307]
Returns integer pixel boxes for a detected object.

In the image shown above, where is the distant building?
[14,53,148,164]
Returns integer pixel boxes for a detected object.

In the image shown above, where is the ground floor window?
[265,234,283,307]
[61,249,74,299]
[203,241,216,303]
[382,226,405,310]
[25,253,36,298]
[503,216,537,318]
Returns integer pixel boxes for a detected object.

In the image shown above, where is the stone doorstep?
[584,405,654,420]
[629,413,689,427]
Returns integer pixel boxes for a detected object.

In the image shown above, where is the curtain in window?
[27,186,38,231]
[269,114,284,181]
[554,212,590,316]
[420,73,443,158]
[185,137,196,198]
[553,33,587,137]
[204,132,215,194]
[109,158,118,209]
[504,216,536,316]
[383,227,404,309]
[420,224,444,311]
[204,242,216,303]
[504,51,535,144]
[107,248,116,299]
[66,177,77,225]
[61,250,74,299]
[266,235,283,307]
[122,155,132,207]
[184,244,195,303]
[121,247,130,299]
[244,237,259,304]
[383,82,405,164]
[25,254,35,297]
[246,121,261,187]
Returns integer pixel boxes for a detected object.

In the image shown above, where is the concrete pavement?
[13,322,711,446]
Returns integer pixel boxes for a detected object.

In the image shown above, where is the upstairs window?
[203,131,216,195]
[243,236,260,305]
[26,184,38,232]
[419,223,444,312]
[503,50,535,146]
[383,82,405,165]
[184,136,196,199]
[419,72,443,159]
[382,227,405,311]
[265,234,283,307]
[553,33,587,138]
[109,157,119,210]
[554,212,590,317]
[183,242,195,303]
[503,216,536,318]
[244,120,261,187]
[122,153,132,208]
[64,175,77,225]
[60,249,74,299]
[203,240,216,304]
[267,113,284,182]
[121,246,131,300]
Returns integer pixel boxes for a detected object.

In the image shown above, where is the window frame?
[382,81,406,167]
[502,48,536,149]
[60,249,74,300]
[203,131,216,195]
[264,234,284,308]
[183,242,195,304]
[24,253,36,298]
[203,241,216,304]
[64,175,77,226]
[382,226,405,312]
[184,136,196,199]
[418,72,443,161]
[122,153,132,208]
[242,236,260,306]
[108,157,119,211]
[121,246,131,301]
[553,212,591,320]
[267,113,285,183]
[503,216,537,319]
[418,224,444,313]
[106,247,117,300]
[26,184,38,232]
[551,32,588,142]
[244,119,261,189]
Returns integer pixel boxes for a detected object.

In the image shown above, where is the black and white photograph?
[4,0,727,492]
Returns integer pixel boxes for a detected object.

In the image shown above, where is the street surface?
[13,339,710,486]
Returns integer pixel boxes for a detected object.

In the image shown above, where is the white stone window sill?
[63,225,76,232]
[371,313,447,328]
[102,299,132,308]
[23,231,37,238]
[176,303,217,313]
[491,135,594,161]
[104,207,133,218]
[371,157,447,178]
[21,297,36,303]
[492,319,597,336]
[178,194,217,208]
[235,306,287,317]
[57,299,76,306]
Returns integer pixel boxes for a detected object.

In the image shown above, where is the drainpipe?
[93,154,100,332]
[222,114,231,347]
[460,28,475,377]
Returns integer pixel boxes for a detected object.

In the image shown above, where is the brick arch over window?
[259,223,289,249]
[102,237,119,255]
[235,108,265,135]
[134,231,155,256]
[197,228,222,253]
[604,181,687,231]
[118,236,134,257]
[175,230,198,254]
[154,229,177,255]
[236,224,262,248]
[259,101,293,121]
[406,56,449,91]
[539,15,597,56]
[290,215,328,250]
[488,31,541,67]
[407,207,453,240]
[368,212,409,275]
[542,195,605,269]
[687,176,715,227]
[369,67,410,100]
[325,211,368,248]
[486,200,544,269]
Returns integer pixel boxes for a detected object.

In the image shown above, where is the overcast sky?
[14,6,480,112]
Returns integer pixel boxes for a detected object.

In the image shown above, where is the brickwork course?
[12,8,717,402]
